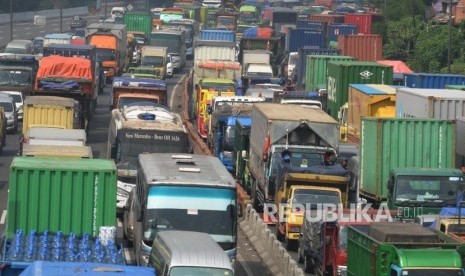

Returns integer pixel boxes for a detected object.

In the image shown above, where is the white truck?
[242,50,273,78]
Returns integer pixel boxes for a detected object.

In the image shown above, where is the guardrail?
[0,6,89,25]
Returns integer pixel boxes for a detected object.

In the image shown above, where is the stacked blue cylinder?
[6,229,124,264]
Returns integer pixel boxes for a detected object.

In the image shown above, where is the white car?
[0,91,23,120]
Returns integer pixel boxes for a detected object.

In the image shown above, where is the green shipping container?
[326,61,393,119]
[359,118,455,201]
[7,157,117,238]
[305,55,354,91]
[446,84,465,90]
[123,12,153,39]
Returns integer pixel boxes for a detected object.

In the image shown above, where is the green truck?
[123,12,153,40]
[347,222,465,276]
[351,117,463,220]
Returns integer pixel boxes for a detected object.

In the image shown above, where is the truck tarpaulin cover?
[35,55,92,88]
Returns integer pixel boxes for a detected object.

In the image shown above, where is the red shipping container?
[257,27,273,38]
[314,0,334,9]
[338,34,383,61]
[307,14,344,25]
[344,13,372,34]
[263,8,273,22]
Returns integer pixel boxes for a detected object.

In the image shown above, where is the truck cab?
[110,77,167,110]
[216,14,237,31]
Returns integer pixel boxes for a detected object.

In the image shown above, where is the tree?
[383,16,426,61]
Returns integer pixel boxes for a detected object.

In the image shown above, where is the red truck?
[34,55,97,129]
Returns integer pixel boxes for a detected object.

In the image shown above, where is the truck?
[34,55,97,126]
[166,19,199,59]
[233,119,252,191]
[110,77,167,110]
[352,117,463,220]
[150,29,186,72]
[23,127,86,147]
[208,96,265,172]
[123,11,153,40]
[248,103,340,211]
[193,40,236,62]
[272,91,326,110]
[347,222,465,275]
[140,46,168,79]
[0,65,34,99]
[130,153,237,266]
[297,212,370,275]
[86,23,128,83]
[239,36,285,77]
[216,13,238,31]
[43,33,73,47]
[107,105,189,211]
[42,43,105,95]
[241,50,271,76]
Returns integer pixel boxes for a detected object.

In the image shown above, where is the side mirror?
[387,179,394,190]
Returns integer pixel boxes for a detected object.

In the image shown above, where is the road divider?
[240,205,305,276]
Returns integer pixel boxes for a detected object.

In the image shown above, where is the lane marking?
[0,210,6,225]
[237,252,254,276]
[170,74,187,110]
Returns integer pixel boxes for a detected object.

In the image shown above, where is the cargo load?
[337,34,383,61]
[22,144,93,158]
[295,47,340,89]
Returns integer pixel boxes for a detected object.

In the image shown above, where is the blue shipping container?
[199,29,236,42]
[20,261,156,275]
[296,20,327,31]
[328,24,358,42]
[404,73,465,89]
[287,28,326,52]
[296,47,340,89]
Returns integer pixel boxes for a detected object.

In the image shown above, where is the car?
[0,94,18,133]
[0,91,23,120]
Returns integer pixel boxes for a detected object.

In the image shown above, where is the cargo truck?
[110,77,167,110]
[43,33,73,47]
[193,40,237,62]
[248,103,340,211]
[34,55,97,126]
[86,23,128,83]
[0,66,34,99]
[0,53,39,83]
[150,29,186,72]
[208,96,265,172]
[107,105,189,212]
[166,19,199,59]
[351,117,463,221]
[272,91,326,110]
[216,13,238,31]
[404,73,465,89]
[241,50,271,76]
[347,222,465,276]
[123,11,153,40]
[305,55,354,92]
[140,46,168,79]
[457,117,465,168]
[275,164,350,250]
[239,36,285,76]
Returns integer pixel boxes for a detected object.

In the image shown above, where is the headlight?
[337,265,347,276]
[289,226,300,233]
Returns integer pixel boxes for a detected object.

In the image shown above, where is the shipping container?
[446,84,465,90]
[344,13,372,34]
[296,20,328,31]
[25,128,86,147]
[456,117,465,168]
[314,0,334,9]
[6,157,117,238]
[193,40,236,61]
[23,96,81,135]
[307,14,344,25]
[22,144,93,158]
[328,24,358,44]
[199,29,236,42]
[347,84,396,138]
[404,73,465,89]
[337,34,383,61]
[123,12,153,39]
[359,118,455,200]
[267,8,298,26]
[396,87,465,120]
[305,55,354,91]
[296,47,341,89]
[20,261,156,275]
[326,61,393,119]
[286,28,326,52]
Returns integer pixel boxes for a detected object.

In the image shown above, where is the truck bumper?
[287,232,300,240]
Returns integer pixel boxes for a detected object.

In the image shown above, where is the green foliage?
[383,16,426,61]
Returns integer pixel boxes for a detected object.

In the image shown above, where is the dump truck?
[110,77,167,110]
[107,105,189,211]
[34,55,97,125]
[208,96,265,172]
[351,117,463,220]
[347,222,465,275]
[86,23,128,83]
[275,163,350,251]
[248,103,340,211]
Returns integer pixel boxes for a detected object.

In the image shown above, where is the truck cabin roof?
[367,222,440,243]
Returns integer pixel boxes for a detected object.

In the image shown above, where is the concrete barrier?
[240,204,305,275]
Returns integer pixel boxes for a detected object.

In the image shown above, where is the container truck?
[353,117,463,220]
[150,29,186,72]
[140,46,168,79]
[34,55,97,125]
[457,117,465,168]
[239,36,284,76]
[328,24,358,47]
[347,222,465,276]
[199,29,236,42]
[193,40,236,62]
[286,28,326,52]
[110,77,167,110]
[326,60,393,119]
[130,153,237,266]
[233,119,252,190]
[404,73,465,89]
[396,87,465,119]
[107,105,188,212]
[241,50,271,75]
[123,11,153,40]
[216,13,238,31]
[295,47,340,89]
[86,23,128,83]
[274,164,350,250]
[305,55,354,91]
[248,103,340,211]
[337,34,382,62]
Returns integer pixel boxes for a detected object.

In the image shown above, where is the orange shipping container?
[338,34,382,61]
[344,13,372,34]
[347,84,396,138]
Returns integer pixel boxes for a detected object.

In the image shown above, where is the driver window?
[390,268,399,276]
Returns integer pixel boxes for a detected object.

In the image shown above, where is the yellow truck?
[275,168,350,251]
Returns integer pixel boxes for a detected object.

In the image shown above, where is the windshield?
[395,175,462,205]
[150,34,181,53]
[3,94,21,103]
[117,98,159,110]
[170,267,234,276]
[271,151,324,171]
[201,82,235,92]
[223,126,235,152]
[289,54,298,64]
[142,56,164,67]
[0,101,13,112]
[292,189,340,208]
[447,224,465,233]
[246,71,273,78]
[0,70,31,85]
[5,47,27,54]
[218,17,235,25]
[160,14,184,23]
[398,270,463,276]
[96,49,115,61]
[144,186,236,250]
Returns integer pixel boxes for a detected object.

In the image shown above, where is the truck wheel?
[285,237,297,251]
[275,224,284,242]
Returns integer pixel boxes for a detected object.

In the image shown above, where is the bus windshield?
[144,185,237,250]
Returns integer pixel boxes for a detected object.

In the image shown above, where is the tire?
[285,237,297,251]
[275,224,284,242]
[251,182,263,213]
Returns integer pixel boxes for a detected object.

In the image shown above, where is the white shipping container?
[396,87,465,119]
[194,46,236,61]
